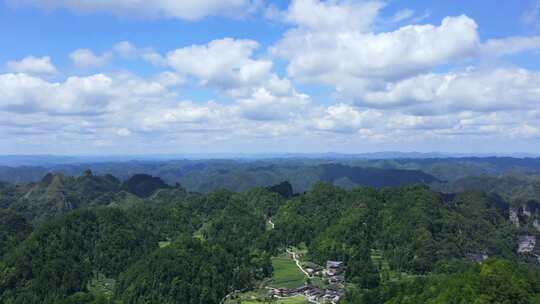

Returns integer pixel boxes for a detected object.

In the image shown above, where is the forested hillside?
[0,171,538,303]
[435,173,540,205]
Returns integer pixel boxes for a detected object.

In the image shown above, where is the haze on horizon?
[1,0,540,155]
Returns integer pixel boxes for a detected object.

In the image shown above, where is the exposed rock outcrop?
[510,208,520,227]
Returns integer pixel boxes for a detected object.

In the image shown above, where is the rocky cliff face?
[510,208,520,227]
[509,203,540,232]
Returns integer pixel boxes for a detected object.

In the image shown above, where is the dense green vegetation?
[272,183,530,289]
[435,172,540,206]
[0,209,31,257]
[0,168,538,303]
[0,208,161,303]
[116,237,243,304]
[344,259,540,304]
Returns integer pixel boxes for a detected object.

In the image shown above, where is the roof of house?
[304,262,322,269]
[326,261,344,268]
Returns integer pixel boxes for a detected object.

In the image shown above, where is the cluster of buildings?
[269,260,346,304]
[270,285,344,303]
[303,261,346,285]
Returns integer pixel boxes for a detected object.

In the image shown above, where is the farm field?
[238,295,308,304]
[270,256,306,289]
[225,291,309,304]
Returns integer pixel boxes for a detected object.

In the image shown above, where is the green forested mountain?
[1,171,173,224]
[0,159,446,193]
[435,173,540,205]
[3,156,540,187]
[0,171,538,303]
[0,208,158,303]
[116,237,240,304]
[346,259,540,304]
[122,174,171,198]
[274,184,520,274]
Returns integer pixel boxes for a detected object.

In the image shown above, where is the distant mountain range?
[1,152,539,167]
[2,156,540,196]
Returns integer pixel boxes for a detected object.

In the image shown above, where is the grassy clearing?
[270,256,306,289]
[275,296,309,304]
[158,241,171,248]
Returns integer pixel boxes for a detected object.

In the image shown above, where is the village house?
[467,253,489,263]
[328,274,345,284]
[305,287,326,301]
[269,284,344,304]
[303,261,323,276]
[325,261,345,276]
[518,235,537,254]
[268,259,347,304]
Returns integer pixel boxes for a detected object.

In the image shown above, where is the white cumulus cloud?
[311,104,382,133]
[69,49,112,68]
[274,13,480,83]
[166,38,273,94]
[113,41,165,65]
[357,68,540,115]
[6,56,57,75]
[10,0,260,21]
[272,0,540,107]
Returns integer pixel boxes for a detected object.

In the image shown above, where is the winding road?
[221,218,321,304]
[286,249,311,278]
[269,218,310,278]
[268,218,275,230]
[221,219,275,304]
[219,288,248,304]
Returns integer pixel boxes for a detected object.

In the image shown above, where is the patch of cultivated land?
[270,256,306,289]
[225,291,309,304]
[240,295,308,304]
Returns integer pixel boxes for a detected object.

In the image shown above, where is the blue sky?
[1,0,540,155]
[1,1,535,67]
